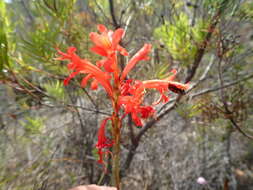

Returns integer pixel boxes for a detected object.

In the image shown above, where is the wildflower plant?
[56,24,189,189]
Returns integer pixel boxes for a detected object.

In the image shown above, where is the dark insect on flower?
[168,82,187,95]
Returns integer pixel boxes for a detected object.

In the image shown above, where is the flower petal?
[63,71,79,86]
[131,112,143,126]
[56,46,76,60]
[121,44,152,80]
[96,117,113,149]
[90,32,111,48]
[112,28,124,49]
[165,69,177,81]
[117,45,129,56]
[67,46,77,54]
[90,46,108,57]
[81,74,93,87]
[91,79,99,90]
[97,149,104,164]
[139,106,155,118]
[103,59,114,72]
[97,24,107,33]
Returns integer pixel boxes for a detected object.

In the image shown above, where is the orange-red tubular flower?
[96,117,113,164]
[57,47,113,98]
[89,24,128,81]
[143,69,189,104]
[118,80,155,126]
[121,44,152,81]
[89,24,128,57]
[119,95,155,126]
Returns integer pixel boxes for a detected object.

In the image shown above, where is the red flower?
[119,80,155,126]
[96,117,113,164]
[57,47,113,98]
[118,69,189,126]
[119,95,155,126]
[89,24,129,80]
[121,44,152,81]
[143,69,189,104]
[90,24,128,57]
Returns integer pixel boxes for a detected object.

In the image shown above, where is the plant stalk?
[111,115,121,189]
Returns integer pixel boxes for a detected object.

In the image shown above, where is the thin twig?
[108,0,119,28]
[218,56,253,140]
[123,14,133,34]
[188,55,215,91]
[93,0,111,24]
[185,9,221,83]
[3,74,111,116]
[190,73,253,99]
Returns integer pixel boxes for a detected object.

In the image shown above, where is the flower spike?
[57,24,190,173]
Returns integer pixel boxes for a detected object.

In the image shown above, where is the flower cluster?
[57,24,189,164]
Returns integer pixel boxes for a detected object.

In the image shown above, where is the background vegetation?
[0,0,253,189]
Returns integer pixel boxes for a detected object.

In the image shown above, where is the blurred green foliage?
[0,1,9,76]
[154,13,207,65]
[43,80,66,101]
[22,116,44,135]
[238,1,253,19]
